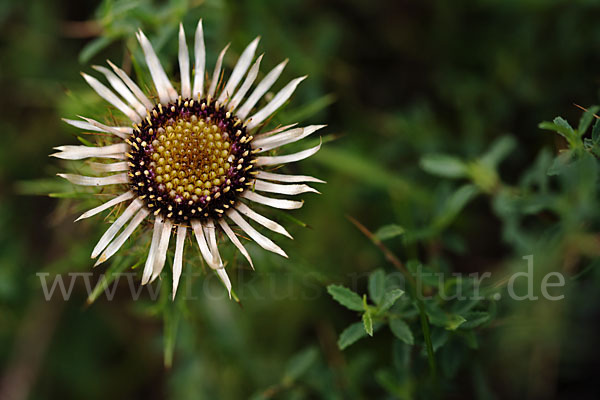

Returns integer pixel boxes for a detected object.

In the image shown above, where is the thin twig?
[573,103,600,119]
[345,215,413,285]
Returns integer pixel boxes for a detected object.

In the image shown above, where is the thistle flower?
[53,20,324,298]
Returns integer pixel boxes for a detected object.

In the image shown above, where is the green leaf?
[315,147,422,198]
[432,184,480,230]
[282,93,336,123]
[425,302,467,330]
[593,119,600,144]
[374,224,405,241]
[163,302,179,369]
[431,328,450,351]
[389,318,414,345]
[547,150,573,176]
[445,314,467,331]
[283,347,318,385]
[539,117,577,144]
[368,269,386,305]
[362,312,374,336]
[79,36,114,64]
[375,369,409,398]
[338,322,368,349]
[577,106,600,136]
[379,289,405,312]
[460,311,491,329]
[327,284,363,311]
[480,136,517,168]
[86,256,138,304]
[420,154,468,179]
[76,136,95,147]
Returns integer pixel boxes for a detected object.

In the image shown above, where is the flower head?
[53,20,324,298]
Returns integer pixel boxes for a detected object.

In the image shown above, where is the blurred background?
[2,0,600,399]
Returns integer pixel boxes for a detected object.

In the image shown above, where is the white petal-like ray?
[208,43,230,97]
[242,191,304,210]
[236,202,292,239]
[88,161,129,173]
[191,220,220,269]
[63,118,132,138]
[253,179,319,195]
[229,54,263,111]
[99,154,127,160]
[215,268,232,299]
[75,190,135,222]
[204,220,222,265]
[246,76,306,129]
[252,126,301,148]
[81,73,141,123]
[151,219,173,282]
[192,19,206,99]
[217,37,260,104]
[236,59,288,120]
[95,208,150,266]
[51,143,128,160]
[203,220,230,297]
[107,60,154,110]
[253,125,325,152]
[142,215,164,285]
[217,219,254,269]
[227,209,287,258]
[136,30,178,104]
[256,139,321,166]
[172,226,187,299]
[77,116,131,139]
[255,170,325,184]
[57,173,129,186]
[91,198,143,258]
[254,123,298,140]
[178,23,191,99]
[92,65,147,116]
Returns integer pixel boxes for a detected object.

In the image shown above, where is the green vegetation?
[2,0,600,398]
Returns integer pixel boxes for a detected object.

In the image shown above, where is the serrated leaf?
[460,311,491,329]
[374,224,405,241]
[445,314,467,330]
[426,302,467,330]
[420,154,468,179]
[338,322,368,349]
[362,312,374,336]
[379,288,405,312]
[389,318,414,345]
[539,117,575,141]
[368,269,386,305]
[327,284,363,311]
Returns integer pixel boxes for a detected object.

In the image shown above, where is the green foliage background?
[2,0,600,399]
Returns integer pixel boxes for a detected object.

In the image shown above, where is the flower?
[53,20,324,299]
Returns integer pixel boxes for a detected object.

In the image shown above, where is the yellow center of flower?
[149,115,233,202]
